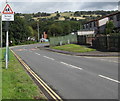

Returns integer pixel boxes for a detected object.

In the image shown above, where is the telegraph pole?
[37,21,40,42]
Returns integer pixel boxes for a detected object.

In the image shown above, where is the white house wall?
[98,17,109,27]
[77,31,95,35]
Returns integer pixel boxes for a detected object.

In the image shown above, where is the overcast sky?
[0,1,119,13]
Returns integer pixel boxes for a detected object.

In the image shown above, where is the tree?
[48,23,63,36]
[8,16,33,45]
[105,21,115,34]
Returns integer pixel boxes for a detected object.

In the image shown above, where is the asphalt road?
[11,43,119,100]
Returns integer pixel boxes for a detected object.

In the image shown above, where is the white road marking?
[99,75,120,83]
[43,56,55,61]
[35,53,41,55]
[84,57,118,63]
[57,53,70,56]
[60,62,83,70]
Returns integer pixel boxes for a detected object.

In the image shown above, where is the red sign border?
[2,4,14,14]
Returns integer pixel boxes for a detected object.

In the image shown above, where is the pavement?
[41,47,119,57]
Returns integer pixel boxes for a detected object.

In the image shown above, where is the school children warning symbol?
[2,4,14,14]
[2,3,14,21]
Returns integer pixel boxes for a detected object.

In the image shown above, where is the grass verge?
[51,44,96,53]
[2,48,46,100]
[0,48,2,101]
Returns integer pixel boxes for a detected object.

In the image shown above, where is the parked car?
[40,38,49,42]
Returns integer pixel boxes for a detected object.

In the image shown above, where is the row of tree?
[1,14,84,46]
[74,10,118,17]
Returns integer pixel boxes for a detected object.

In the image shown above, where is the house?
[83,12,120,34]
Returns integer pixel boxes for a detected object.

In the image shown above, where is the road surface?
[11,43,119,100]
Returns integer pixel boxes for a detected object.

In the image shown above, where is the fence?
[77,35,95,45]
[50,34,77,46]
[77,35,119,51]
[92,36,119,51]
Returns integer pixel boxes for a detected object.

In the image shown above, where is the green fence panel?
[50,34,77,46]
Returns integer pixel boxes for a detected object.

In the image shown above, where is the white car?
[40,38,49,42]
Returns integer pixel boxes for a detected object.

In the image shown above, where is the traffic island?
[48,44,119,57]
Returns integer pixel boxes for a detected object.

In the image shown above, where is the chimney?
[43,32,47,39]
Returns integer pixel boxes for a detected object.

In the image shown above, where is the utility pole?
[37,21,40,42]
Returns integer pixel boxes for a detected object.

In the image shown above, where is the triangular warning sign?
[2,4,14,14]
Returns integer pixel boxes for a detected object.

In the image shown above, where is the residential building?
[83,12,120,34]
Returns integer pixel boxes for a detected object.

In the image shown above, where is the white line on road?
[99,75,120,83]
[60,62,83,70]
[43,56,55,61]
[84,57,118,63]
[35,53,41,55]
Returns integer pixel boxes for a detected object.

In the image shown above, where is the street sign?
[1,3,14,69]
[2,4,14,21]
[2,14,14,21]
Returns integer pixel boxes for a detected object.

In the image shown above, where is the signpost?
[2,3,14,69]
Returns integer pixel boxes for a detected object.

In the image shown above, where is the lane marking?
[60,62,82,70]
[99,75,120,83]
[84,57,118,63]
[35,53,41,55]
[11,49,63,101]
[43,56,55,61]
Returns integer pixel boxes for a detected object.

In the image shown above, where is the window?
[89,23,92,28]
[94,22,96,27]
[109,16,113,20]
[116,13,120,21]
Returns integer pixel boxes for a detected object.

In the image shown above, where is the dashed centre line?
[35,53,41,55]
[43,56,55,61]
[99,75,120,83]
[30,51,119,84]
[60,62,83,70]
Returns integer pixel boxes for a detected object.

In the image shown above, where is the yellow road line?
[11,49,63,101]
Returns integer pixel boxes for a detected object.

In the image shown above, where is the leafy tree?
[8,16,33,45]
[105,21,115,34]
[48,23,63,36]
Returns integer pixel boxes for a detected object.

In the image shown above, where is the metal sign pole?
[0,17,2,48]
[5,21,9,69]
[6,31,8,69]
[2,3,14,69]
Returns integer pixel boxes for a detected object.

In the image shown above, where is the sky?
[0,0,119,13]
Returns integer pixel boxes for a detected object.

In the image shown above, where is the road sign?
[1,3,14,69]
[2,4,14,21]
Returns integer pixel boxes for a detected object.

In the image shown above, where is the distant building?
[83,12,120,34]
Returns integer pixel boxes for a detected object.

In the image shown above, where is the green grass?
[1,48,46,100]
[0,48,2,101]
[52,44,96,53]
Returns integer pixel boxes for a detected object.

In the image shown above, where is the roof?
[84,11,120,24]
